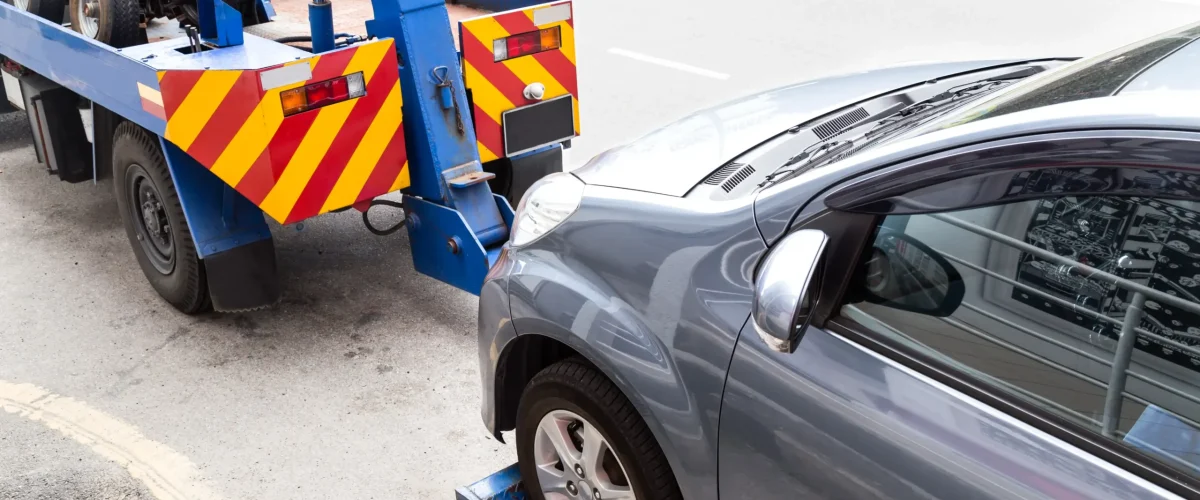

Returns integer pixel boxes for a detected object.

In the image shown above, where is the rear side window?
[843,188,1200,479]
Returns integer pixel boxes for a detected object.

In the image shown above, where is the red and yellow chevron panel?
[460,1,578,162]
[156,39,409,224]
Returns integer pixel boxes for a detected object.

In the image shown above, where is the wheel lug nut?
[566,481,578,495]
[574,464,584,478]
[594,490,601,500]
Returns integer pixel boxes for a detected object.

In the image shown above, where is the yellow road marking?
[0,380,222,500]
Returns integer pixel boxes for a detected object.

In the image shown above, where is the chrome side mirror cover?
[752,229,829,353]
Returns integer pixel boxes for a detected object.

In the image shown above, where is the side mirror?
[753,229,829,353]
[859,228,964,316]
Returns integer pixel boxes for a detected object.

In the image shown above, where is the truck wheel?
[516,358,682,500]
[112,122,211,314]
[3,0,66,22]
[69,0,141,48]
[177,3,198,27]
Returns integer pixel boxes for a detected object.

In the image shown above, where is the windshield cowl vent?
[721,164,756,193]
[703,163,744,185]
[813,106,869,140]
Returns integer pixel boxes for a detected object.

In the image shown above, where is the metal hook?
[430,65,451,85]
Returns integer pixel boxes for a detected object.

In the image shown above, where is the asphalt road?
[1,1,1198,499]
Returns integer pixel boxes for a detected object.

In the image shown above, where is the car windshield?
[921,21,1200,132]
[761,23,1200,188]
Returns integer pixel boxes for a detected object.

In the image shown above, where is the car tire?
[112,122,212,314]
[69,0,142,48]
[516,358,682,500]
[3,0,66,22]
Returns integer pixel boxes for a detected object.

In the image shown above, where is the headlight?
[510,173,584,247]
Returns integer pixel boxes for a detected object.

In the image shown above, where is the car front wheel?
[516,359,681,500]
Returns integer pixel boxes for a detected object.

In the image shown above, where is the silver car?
[479,21,1200,500]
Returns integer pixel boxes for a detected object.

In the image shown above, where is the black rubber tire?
[516,358,682,500]
[2,0,66,22]
[68,0,142,48]
[112,122,212,314]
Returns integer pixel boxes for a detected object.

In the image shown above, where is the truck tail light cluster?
[280,72,366,116]
[492,27,561,62]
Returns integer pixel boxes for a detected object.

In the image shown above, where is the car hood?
[573,59,1024,197]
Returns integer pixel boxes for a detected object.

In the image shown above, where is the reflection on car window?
[844,192,1200,477]
[1121,38,1200,95]
[927,23,1200,131]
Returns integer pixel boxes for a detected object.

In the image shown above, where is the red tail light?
[280,72,366,116]
[492,27,561,62]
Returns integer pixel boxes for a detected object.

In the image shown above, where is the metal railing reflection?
[927,214,1200,438]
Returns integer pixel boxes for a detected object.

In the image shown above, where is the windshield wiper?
[867,78,1014,137]
[759,67,1042,188]
[759,140,854,186]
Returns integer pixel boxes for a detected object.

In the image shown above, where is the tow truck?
[0,0,579,313]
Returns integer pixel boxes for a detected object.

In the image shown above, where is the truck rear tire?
[112,122,212,314]
[3,0,67,22]
[69,0,142,48]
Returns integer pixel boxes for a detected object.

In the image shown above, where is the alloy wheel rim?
[533,409,635,500]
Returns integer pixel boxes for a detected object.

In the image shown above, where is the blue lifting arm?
[366,0,513,295]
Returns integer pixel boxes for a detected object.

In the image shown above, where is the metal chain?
[430,66,465,135]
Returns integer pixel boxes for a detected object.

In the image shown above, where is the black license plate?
[501,95,575,157]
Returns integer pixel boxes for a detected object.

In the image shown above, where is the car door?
[718,131,1200,499]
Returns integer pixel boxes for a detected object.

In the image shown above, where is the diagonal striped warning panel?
[459,1,579,162]
[155,39,409,224]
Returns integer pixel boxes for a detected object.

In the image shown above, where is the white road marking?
[0,380,222,500]
[607,47,731,80]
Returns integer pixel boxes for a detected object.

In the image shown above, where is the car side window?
[841,190,1200,479]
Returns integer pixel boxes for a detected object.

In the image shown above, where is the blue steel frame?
[161,139,272,257]
[367,0,511,294]
[1,0,520,294]
[197,0,245,47]
[308,0,335,53]
[0,3,166,135]
[455,463,526,500]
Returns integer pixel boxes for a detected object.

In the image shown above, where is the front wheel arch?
[494,334,583,436]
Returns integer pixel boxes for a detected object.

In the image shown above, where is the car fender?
[503,187,768,500]
[506,251,721,500]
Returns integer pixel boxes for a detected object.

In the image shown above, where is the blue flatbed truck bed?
[0,0,579,312]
